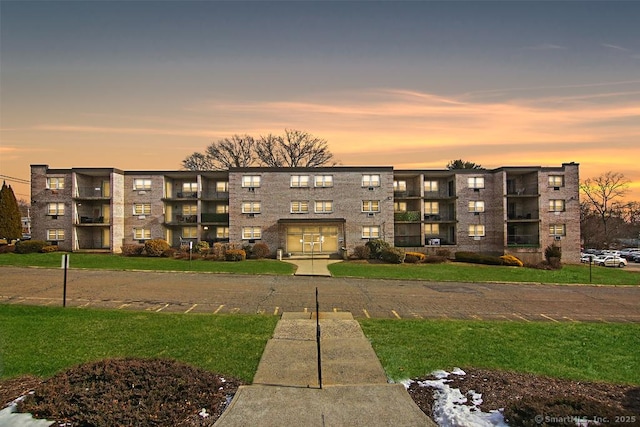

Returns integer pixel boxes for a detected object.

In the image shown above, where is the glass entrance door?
[302,233,322,255]
[286,225,339,255]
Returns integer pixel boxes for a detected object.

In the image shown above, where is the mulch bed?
[1,360,639,426]
[408,368,640,426]
[1,358,243,426]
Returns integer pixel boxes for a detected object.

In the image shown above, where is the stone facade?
[30,163,581,263]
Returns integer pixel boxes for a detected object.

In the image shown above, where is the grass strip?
[0,253,296,275]
[330,261,640,285]
[0,305,278,382]
[360,319,640,385]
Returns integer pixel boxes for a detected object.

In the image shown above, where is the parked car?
[580,253,597,263]
[632,254,640,263]
[593,255,627,268]
[619,248,640,260]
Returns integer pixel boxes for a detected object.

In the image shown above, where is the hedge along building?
[30,163,580,264]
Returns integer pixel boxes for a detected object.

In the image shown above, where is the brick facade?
[30,163,581,263]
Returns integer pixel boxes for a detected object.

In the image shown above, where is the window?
[362,174,380,187]
[216,204,229,214]
[216,181,229,192]
[469,224,485,237]
[242,175,261,188]
[47,202,64,216]
[242,226,261,239]
[182,204,197,215]
[315,200,333,213]
[133,179,152,190]
[315,175,333,187]
[468,177,485,189]
[47,229,65,241]
[393,180,407,192]
[549,199,565,212]
[362,226,380,239]
[216,226,229,239]
[182,226,198,239]
[290,175,310,187]
[424,201,439,215]
[291,201,309,213]
[468,201,485,213]
[46,177,65,190]
[424,223,440,235]
[424,180,438,192]
[182,182,198,192]
[134,228,151,240]
[549,224,566,236]
[242,201,261,214]
[362,200,380,212]
[394,202,407,212]
[548,175,564,187]
[133,203,151,215]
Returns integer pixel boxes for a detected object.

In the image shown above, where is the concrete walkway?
[284,257,341,276]
[214,312,435,426]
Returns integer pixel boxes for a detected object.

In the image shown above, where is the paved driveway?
[1,267,639,322]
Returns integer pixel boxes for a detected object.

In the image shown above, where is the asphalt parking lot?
[1,267,639,322]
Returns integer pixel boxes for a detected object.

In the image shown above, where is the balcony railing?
[507,213,539,220]
[394,236,423,247]
[201,213,230,223]
[173,215,197,223]
[394,211,421,222]
[74,187,109,198]
[201,191,229,200]
[76,216,107,224]
[507,234,539,246]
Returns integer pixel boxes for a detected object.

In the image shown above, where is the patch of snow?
[405,368,509,427]
[0,394,56,427]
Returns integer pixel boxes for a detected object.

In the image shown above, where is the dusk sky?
[1,1,639,202]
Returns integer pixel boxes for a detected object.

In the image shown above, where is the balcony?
[172,215,197,223]
[394,235,423,247]
[201,191,229,200]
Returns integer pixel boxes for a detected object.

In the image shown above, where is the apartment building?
[30,162,580,263]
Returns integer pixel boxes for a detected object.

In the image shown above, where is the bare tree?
[182,135,256,170]
[580,171,630,248]
[182,130,336,170]
[256,129,336,167]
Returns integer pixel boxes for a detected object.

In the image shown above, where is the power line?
[0,174,31,185]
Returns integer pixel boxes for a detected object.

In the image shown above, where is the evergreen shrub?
[252,243,270,259]
[144,239,171,257]
[381,247,405,264]
[225,249,246,261]
[15,240,46,254]
[121,244,144,256]
[353,245,371,260]
[365,239,391,259]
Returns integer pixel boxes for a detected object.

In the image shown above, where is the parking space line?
[411,312,423,319]
[184,304,197,313]
[79,302,91,308]
[362,309,371,318]
[512,313,531,322]
[540,314,559,322]
[230,308,240,314]
[391,310,401,319]
[274,307,279,315]
[118,303,131,309]
[471,315,482,320]
[562,316,577,322]
[213,305,224,314]
[155,303,170,312]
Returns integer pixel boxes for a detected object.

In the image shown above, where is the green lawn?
[360,319,640,385]
[0,305,278,382]
[1,305,638,386]
[1,252,638,285]
[329,261,640,285]
[0,252,296,275]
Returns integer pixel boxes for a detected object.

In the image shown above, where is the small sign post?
[61,254,69,307]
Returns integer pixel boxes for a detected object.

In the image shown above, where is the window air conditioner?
[248,187,255,192]
[368,187,374,191]
[248,213,255,218]
[554,235,562,241]
[367,212,375,217]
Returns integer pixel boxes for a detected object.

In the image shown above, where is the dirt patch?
[408,368,639,426]
[2,358,243,426]
[2,362,639,426]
